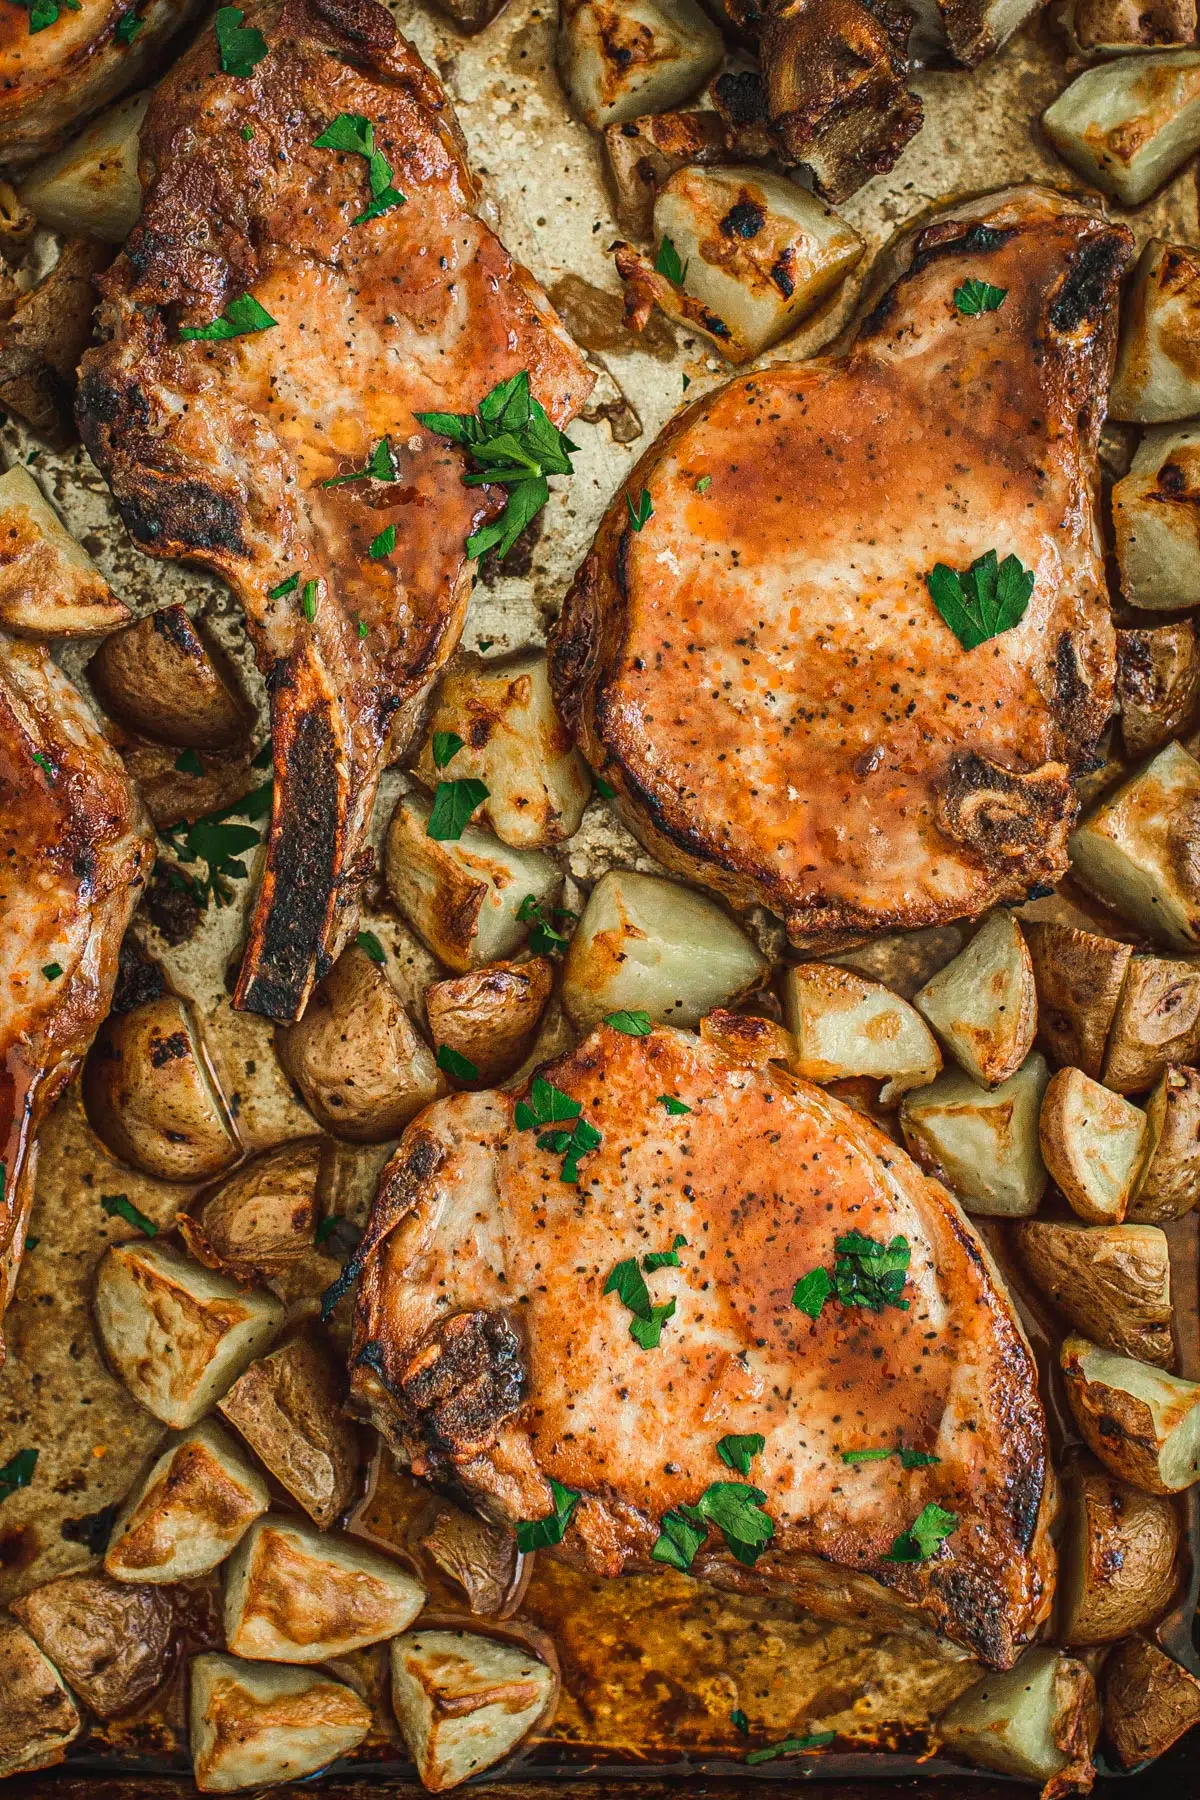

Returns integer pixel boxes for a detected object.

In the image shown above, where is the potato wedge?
[1059,1465,1179,1644]
[189,1654,371,1792]
[557,0,724,130]
[180,1140,322,1282]
[1022,921,1133,1079]
[94,1239,284,1429]
[224,1516,425,1662]
[415,653,591,850]
[602,108,729,238]
[0,1619,81,1780]
[0,236,109,446]
[11,1570,174,1717]
[88,604,253,751]
[1069,742,1200,948]
[782,963,940,1102]
[1101,952,1200,1092]
[391,1628,557,1791]
[1112,422,1200,610]
[275,944,445,1142]
[105,1418,270,1582]
[0,464,128,638]
[116,737,255,831]
[1060,1333,1200,1491]
[1059,0,1197,59]
[385,792,563,974]
[701,1006,793,1067]
[1015,1220,1174,1366]
[914,912,1037,1088]
[1117,622,1200,760]
[562,868,767,1031]
[420,1504,520,1616]
[1039,1067,1147,1223]
[425,957,554,1086]
[19,92,149,244]
[218,1334,360,1529]
[1130,1063,1200,1217]
[1042,51,1200,204]
[1111,238,1200,422]
[899,1053,1050,1216]
[1103,1635,1200,1767]
[937,1647,1098,1788]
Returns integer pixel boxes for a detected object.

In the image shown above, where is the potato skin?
[11,1571,175,1718]
[1059,1336,1198,1493]
[1130,1064,1200,1220]
[1060,1468,1179,1644]
[1102,955,1200,1093]
[1103,1635,1200,1767]
[1015,1220,1174,1367]
[88,604,253,751]
[1023,922,1133,1080]
[218,1334,361,1529]
[181,1140,322,1282]
[424,957,554,1085]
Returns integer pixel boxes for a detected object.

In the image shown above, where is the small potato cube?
[603,108,728,238]
[88,603,253,751]
[275,945,445,1142]
[94,1239,284,1428]
[425,958,554,1086]
[1039,1066,1147,1223]
[224,1515,425,1661]
[938,1647,1098,1788]
[1022,921,1132,1079]
[105,1418,270,1582]
[1103,1636,1200,1768]
[415,654,591,850]
[1112,423,1200,611]
[557,0,724,131]
[1131,1063,1200,1218]
[899,1052,1050,1216]
[385,793,562,974]
[1111,239,1200,422]
[19,93,149,244]
[180,1140,322,1283]
[0,464,128,638]
[11,1571,174,1718]
[1102,952,1200,1091]
[1068,741,1200,947]
[1015,1220,1174,1366]
[0,1619,81,1779]
[391,1628,556,1791]
[562,869,767,1031]
[1060,0,1197,58]
[218,1334,359,1529]
[1042,52,1200,204]
[914,912,1037,1088]
[783,963,940,1102]
[1061,1333,1200,1491]
[189,1654,371,1792]
[1117,621,1200,759]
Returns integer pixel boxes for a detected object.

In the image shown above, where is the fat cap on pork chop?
[349,1019,1055,1668]
[77,0,593,1022]
[550,186,1131,952]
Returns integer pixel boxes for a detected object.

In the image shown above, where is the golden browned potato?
[425,958,554,1086]
[782,962,940,1101]
[914,912,1037,1088]
[1023,921,1133,1079]
[180,1140,322,1283]
[1103,1635,1200,1767]
[602,108,728,237]
[390,1628,557,1792]
[217,1334,360,1530]
[1130,1063,1200,1218]
[11,1570,175,1718]
[557,0,724,130]
[1059,0,1197,60]
[105,1418,270,1583]
[1059,1465,1180,1644]
[1111,239,1200,423]
[1112,423,1200,611]
[700,1007,793,1067]
[19,92,148,243]
[1039,1067,1148,1223]
[0,464,128,638]
[898,1053,1050,1216]
[88,604,253,751]
[189,1654,372,1792]
[1061,1333,1200,1492]
[116,736,256,831]
[0,236,109,445]
[82,991,242,1182]
[1015,1220,1174,1366]
[937,1648,1098,1789]
[1042,52,1200,204]
[224,1516,425,1662]
[419,1503,520,1616]
[1101,953,1200,1093]
[0,1619,81,1780]
[1070,742,1200,948]
[1117,622,1200,760]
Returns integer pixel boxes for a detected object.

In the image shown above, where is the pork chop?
[77,0,592,1022]
[349,1019,1055,1667]
[550,186,1131,951]
[0,632,153,1364]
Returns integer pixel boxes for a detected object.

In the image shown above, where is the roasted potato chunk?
[1101,952,1200,1092]
[1039,1066,1147,1223]
[275,945,445,1142]
[0,464,128,638]
[115,737,255,831]
[19,92,149,244]
[0,1619,81,1780]
[557,0,724,130]
[105,1418,270,1582]
[938,1647,1098,1789]
[218,1334,360,1529]
[1023,921,1132,1079]
[1103,1635,1200,1767]
[12,1570,174,1717]
[1111,238,1200,422]
[420,1503,520,1616]
[390,1628,557,1791]
[180,1140,322,1282]
[415,653,591,850]
[1059,0,1197,58]
[425,958,554,1086]
[1130,1063,1200,1217]
[1112,423,1200,610]
[782,962,940,1101]
[88,604,253,751]
[1061,1333,1200,1492]
[1015,1220,1174,1366]
[189,1654,372,1792]
[1059,1465,1179,1644]
[421,0,509,30]
[603,108,728,238]
[1117,621,1200,760]
[94,1239,284,1428]
[224,1516,425,1661]
[1042,51,1200,203]
[1069,742,1200,948]
[899,1053,1050,1216]
[0,236,109,446]
[562,868,767,1031]
[914,912,1037,1088]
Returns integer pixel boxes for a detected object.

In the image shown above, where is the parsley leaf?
[843,1442,940,1468]
[313,112,406,225]
[732,1709,750,1736]
[605,1245,681,1347]
[426,777,488,840]
[654,233,687,284]
[652,1480,775,1570]
[883,1501,957,1563]
[115,10,143,41]
[16,0,80,33]
[604,1009,651,1036]
[604,1256,650,1319]
[658,1094,691,1116]
[954,277,1007,316]
[626,488,653,531]
[158,779,272,909]
[268,572,298,598]
[792,1265,832,1319]
[516,893,575,955]
[300,579,318,621]
[322,436,398,488]
[899,1446,941,1469]
[180,292,276,342]
[515,1477,578,1551]
[841,1447,894,1464]
[314,1214,343,1245]
[355,929,385,965]
[593,774,616,799]
[42,962,63,980]
[101,1193,157,1236]
[215,4,267,72]
[651,1508,708,1571]
[437,1043,479,1082]
[369,523,396,560]
[695,474,711,494]
[629,1298,676,1349]
[746,1732,836,1765]
[174,747,203,775]
[0,1447,37,1501]
[794,1233,911,1321]
[516,1077,601,1183]
[926,549,1035,651]
[32,751,54,780]
[717,1432,764,1475]
[643,1233,686,1272]
[432,730,464,770]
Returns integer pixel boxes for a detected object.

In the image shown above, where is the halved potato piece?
[419,1504,520,1616]
[602,108,728,237]
[1039,1067,1147,1223]
[0,464,128,638]
[105,1418,270,1582]
[1059,1466,1179,1645]
[0,1619,81,1780]
[898,1053,1050,1216]
[11,1570,175,1718]
[425,958,554,1087]
[385,793,562,974]
[914,912,1037,1088]
[94,1239,284,1428]
[180,1141,322,1283]
[88,604,253,751]
[1022,921,1133,1079]
[1103,1635,1200,1768]
[19,92,149,244]
[1111,238,1200,422]
[1068,742,1200,948]
[562,869,767,1031]
[189,1654,372,1792]
[557,0,724,130]
[1042,51,1200,204]
[1130,1063,1200,1218]
[782,963,940,1102]
[938,1647,1098,1788]
[1015,1220,1174,1366]
[1101,952,1200,1092]
[391,1628,557,1791]
[217,1334,360,1529]
[224,1516,425,1662]
[1059,0,1196,60]
[1112,423,1200,611]
[1060,1333,1200,1491]
[1117,621,1200,760]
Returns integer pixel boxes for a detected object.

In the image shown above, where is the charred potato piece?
[1103,1635,1200,1767]
[1069,742,1200,948]
[0,1619,81,1780]
[180,1140,322,1282]
[1101,952,1200,1092]
[1130,1063,1200,1217]
[1042,51,1200,203]
[782,963,940,1101]
[425,958,554,1086]
[1061,1333,1200,1492]
[105,1418,270,1582]
[390,1628,557,1792]
[1112,423,1200,610]
[557,0,724,130]
[1022,921,1132,1079]
[0,463,128,637]
[1039,1067,1147,1223]
[218,1334,360,1529]
[1059,0,1197,57]
[83,991,241,1181]
[19,92,148,243]
[224,1515,425,1661]
[11,1570,175,1717]
[94,1238,284,1428]
[603,108,729,238]
[1015,1220,1174,1366]
[1117,622,1200,760]
[1111,239,1200,422]
[189,1654,372,1792]
[1059,1466,1180,1644]
[420,1504,520,1615]
[88,604,253,751]
[914,912,1037,1088]
[563,868,767,1031]
[937,1647,1099,1789]
[898,1053,1050,1216]
[117,737,255,830]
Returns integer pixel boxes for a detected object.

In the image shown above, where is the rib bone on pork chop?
[78,0,592,1022]
[550,186,1131,952]
[350,1019,1055,1668]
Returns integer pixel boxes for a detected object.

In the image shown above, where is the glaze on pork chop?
[550,187,1131,950]
[78,0,592,1021]
[350,1021,1055,1667]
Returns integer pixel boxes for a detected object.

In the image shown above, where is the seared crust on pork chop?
[350,1021,1055,1667]
[550,187,1130,951]
[77,0,592,1021]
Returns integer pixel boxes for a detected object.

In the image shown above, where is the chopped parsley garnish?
[900,1446,941,1469]
[659,1094,691,1115]
[954,278,1007,316]
[426,777,488,841]
[369,523,396,560]
[695,474,712,494]
[174,747,204,775]
[626,488,653,531]
[0,1447,37,1501]
[114,10,142,41]
[652,1480,774,1571]
[159,777,272,909]
[356,615,369,638]
[268,572,298,598]
[841,1447,893,1464]
[101,1193,157,1236]
[417,370,577,562]
[517,893,575,955]
[300,578,318,621]
[215,4,267,73]
[315,1214,343,1245]
[792,1231,911,1321]
[322,436,397,488]
[603,1009,651,1036]
[15,0,80,33]
[791,1265,832,1319]
[746,1732,836,1765]
[515,1477,578,1551]
[355,929,385,965]
[841,1442,940,1468]
[180,292,276,342]
[313,112,406,225]
[241,126,254,141]
[432,731,465,770]
[32,751,54,780]
[643,1233,686,1272]
[437,1043,479,1082]
[654,233,687,284]
[604,1256,676,1349]
[515,1076,600,1184]
[42,963,63,980]
[883,1501,957,1563]
[593,774,616,799]
[926,549,1034,651]
[732,1709,750,1736]
[717,1433,764,1476]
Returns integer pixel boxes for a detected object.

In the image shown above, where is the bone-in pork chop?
[550,187,1130,951]
[78,0,592,1021]
[349,1020,1055,1667]
[0,633,153,1364]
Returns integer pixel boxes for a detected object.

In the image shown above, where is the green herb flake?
[629,1297,675,1349]
[241,125,254,141]
[18,0,82,33]
[841,1447,894,1465]
[300,578,318,621]
[0,1447,37,1501]
[101,1193,158,1236]
[795,1232,911,1321]
[431,730,465,771]
[695,474,712,494]
[313,112,406,225]
[593,774,616,799]
[643,1233,686,1272]
[369,523,396,560]
[651,1480,775,1571]
[732,1709,750,1737]
[654,233,687,284]
[651,1507,708,1571]
[25,1236,38,1251]
[717,1432,765,1476]
[355,614,369,639]
[926,549,1035,651]
[268,572,299,598]
[174,747,204,775]
[215,4,267,73]
[954,277,1007,316]
[315,1214,342,1245]
[792,1264,832,1319]
[626,487,653,531]
[899,1446,941,1469]
[355,929,385,965]
[180,291,276,342]
[322,436,398,489]
[603,1008,651,1036]
[426,777,488,841]
[514,1077,601,1189]
[658,1094,691,1116]
[516,893,574,956]
[114,11,143,41]
[158,779,273,910]
[883,1501,958,1564]
[41,963,63,980]
[746,1732,837,1765]
[515,1477,579,1551]
[32,751,54,780]
[437,1043,479,1082]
